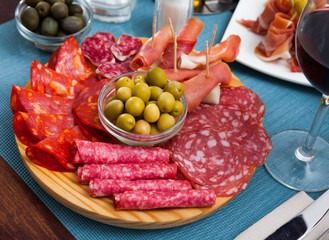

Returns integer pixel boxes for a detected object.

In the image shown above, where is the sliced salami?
[72,78,115,143]
[48,36,97,86]
[26,126,87,172]
[95,61,132,79]
[77,163,177,184]
[110,34,142,61]
[93,32,116,50]
[89,179,192,197]
[13,112,75,146]
[30,60,83,97]
[10,85,74,115]
[74,140,171,164]
[81,36,115,66]
[113,189,216,210]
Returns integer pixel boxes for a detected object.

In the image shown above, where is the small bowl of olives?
[15,0,93,52]
[98,68,188,147]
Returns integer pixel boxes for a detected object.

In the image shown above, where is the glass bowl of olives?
[98,69,188,147]
[15,0,93,52]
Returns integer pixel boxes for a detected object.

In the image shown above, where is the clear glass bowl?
[98,72,188,147]
[15,0,93,52]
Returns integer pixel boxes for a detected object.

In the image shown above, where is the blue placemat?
[0,0,327,239]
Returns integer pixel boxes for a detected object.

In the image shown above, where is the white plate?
[222,0,311,87]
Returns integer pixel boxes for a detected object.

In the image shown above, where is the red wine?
[296,7,329,95]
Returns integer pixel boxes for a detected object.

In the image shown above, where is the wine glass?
[264,0,329,192]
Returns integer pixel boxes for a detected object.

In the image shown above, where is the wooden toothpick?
[168,17,175,40]
[209,24,218,53]
[174,32,177,72]
[152,16,157,48]
[206,40,209,78]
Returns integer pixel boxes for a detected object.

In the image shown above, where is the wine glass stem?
[296,94,329,162]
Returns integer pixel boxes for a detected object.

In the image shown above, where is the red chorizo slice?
[89,179,192,197]
[77,163,177,184]
[26,126,87,172]
[72,78,115,143]
[81,36,115,66]
[13,112,75,146]
[74,140,170,164]
[113,189,216,210]
[10,85,74,115]
[30,60,84,97]
[110,34,142,61]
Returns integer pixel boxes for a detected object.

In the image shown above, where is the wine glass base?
[264,129,329,192]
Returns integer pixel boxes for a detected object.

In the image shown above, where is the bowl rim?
[98,71,188,142]
[15,0,94,42]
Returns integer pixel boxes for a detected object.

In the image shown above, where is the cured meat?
[81,36,115,66]
[25,126,87,172]
[111,34,142,61]
[77,163,177,184]
[164,68,203,82]
[72,78,115,142]
[89,179,192,197]
[159,17,204,69]
[73,140,171,164]
[13,112,75,146]
[255,13,295,61]
[30,60,83,97]
[48,36,97,86]
[182,61,232,112]
[130,23,173,70]
[113,189,216,210]
[179,35,241,69]
[95,61,132,79]
[237,0,291,35]
[10,85,74,115]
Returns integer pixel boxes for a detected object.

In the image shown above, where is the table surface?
[0,0,327,239]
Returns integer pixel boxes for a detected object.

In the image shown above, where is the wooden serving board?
[16,74,245,229]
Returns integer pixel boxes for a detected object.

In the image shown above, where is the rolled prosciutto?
[113,189,216,210]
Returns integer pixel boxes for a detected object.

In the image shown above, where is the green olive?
[25,0,43,7]
[21,7,40,31]
[60,16,83,34]
[106,96,117,105]
[146,67,167,88]
[157,113,175,132]
[133,83,151,103]
[150,86,163,101]
[68,3,83,15]
[104,99,124,121]
[65,0,73,5]
[144,103,160,123]
[41,16,58,36]
[157,92,175,113]
[170,100,184,117]
[294,0,307,15]
[51,2,69,19]
[146,100,157,106]
[150,123,161,135]
[116,86,132,103]
[164,81,184,100]
[133,120,151,135]
[134,74,147,84]
[125,96,145,117]
[116,113,135,132]
[73,13,86,28]
[35,1,51,18]
[116,77,135,91]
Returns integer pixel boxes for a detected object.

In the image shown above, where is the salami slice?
[72,78,115,143]
[110,34,142,61]
[13,112,75,146]
[93,32,116,50]
[113,189,216,210]
[74,140,171,164]
[30,60,83,97]
[77,163,177,184]
[95,61,132,80]
[26,126,87,172]
[89,179,192,197]
[48,36,97,86]
[10,85,74,115]
[81,36,115,66]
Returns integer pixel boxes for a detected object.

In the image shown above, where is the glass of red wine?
[264,0,329,192]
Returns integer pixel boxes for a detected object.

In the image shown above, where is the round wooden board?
[15,36,248,229]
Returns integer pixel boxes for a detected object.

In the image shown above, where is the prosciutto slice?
[179,35,241,69]
[255,13,295,61]
[159,17,204,69]
[130,23,172,70]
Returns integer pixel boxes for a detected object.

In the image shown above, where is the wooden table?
[0,1,75,239]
